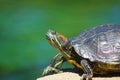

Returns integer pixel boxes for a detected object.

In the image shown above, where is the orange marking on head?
[58,34,67,42]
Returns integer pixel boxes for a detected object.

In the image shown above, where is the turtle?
[42,24,120,80]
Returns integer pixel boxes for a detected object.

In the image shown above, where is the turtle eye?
[51,31,56,35]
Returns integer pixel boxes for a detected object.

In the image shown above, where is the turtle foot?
[42,66,63,76]
[81,74,92,80]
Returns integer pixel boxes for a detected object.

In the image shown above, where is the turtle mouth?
[46,29,55,41]
[46,30,60,47]
[46,32,54,45]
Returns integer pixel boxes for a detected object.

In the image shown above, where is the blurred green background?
[0,0,120,80]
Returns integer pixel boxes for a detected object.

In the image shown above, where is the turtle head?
[46,29,68,49]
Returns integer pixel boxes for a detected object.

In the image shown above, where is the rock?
[37,72,120,80]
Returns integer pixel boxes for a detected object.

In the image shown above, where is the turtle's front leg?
[42,53,66,76]
[81,60,93,80]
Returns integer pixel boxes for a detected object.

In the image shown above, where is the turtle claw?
[81,74,92,80]
[42,66,63,76]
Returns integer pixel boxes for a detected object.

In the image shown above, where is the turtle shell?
[70,24,120,63]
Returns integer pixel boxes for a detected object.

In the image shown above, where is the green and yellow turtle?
[42,24,120,80]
